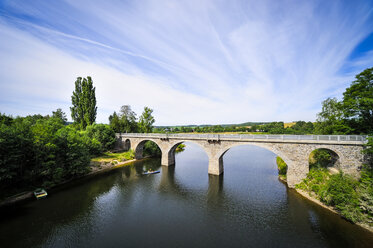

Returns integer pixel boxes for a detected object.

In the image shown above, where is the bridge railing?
[117,133,369,143]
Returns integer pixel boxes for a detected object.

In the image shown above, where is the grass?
[91,149,135,164]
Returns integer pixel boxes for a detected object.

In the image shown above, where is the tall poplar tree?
[70,76,97,129]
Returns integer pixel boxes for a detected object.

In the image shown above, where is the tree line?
[0,76,156,196]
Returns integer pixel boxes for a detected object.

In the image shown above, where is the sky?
[0,0,373,125]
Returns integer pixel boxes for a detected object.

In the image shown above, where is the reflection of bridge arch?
[116,133,367,188]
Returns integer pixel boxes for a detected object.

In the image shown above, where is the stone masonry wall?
[119,136,365,188]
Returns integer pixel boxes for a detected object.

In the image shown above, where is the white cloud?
[0,0,373,125]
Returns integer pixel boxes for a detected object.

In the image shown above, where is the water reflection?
[0,143,373,248]
[207,174,224,205]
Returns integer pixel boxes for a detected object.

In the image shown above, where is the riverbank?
[295,188,373,233]
[0,156,149,209]
[279,173,373,233]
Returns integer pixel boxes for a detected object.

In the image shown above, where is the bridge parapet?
[117,133,368,145]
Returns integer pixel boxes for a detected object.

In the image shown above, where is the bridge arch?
[123,139,131,151]
[215,142,296,186]
[163,140,211,167]
[308,147,341,170]
[133,139,162,160]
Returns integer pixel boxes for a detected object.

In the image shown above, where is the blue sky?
[0,0,373,125]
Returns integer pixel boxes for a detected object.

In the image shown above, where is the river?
[0,143,372,247]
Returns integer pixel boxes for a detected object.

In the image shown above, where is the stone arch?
[212,142,298,186]
[163,140,211,167]
[216,142,294,171]
[123,139,131,151]
[308,146,341,171]
[134,139,162,160]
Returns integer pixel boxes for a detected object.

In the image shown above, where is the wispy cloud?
[0,0,372,125]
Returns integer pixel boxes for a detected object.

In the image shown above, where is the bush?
[276,156,287,176]
[85,124,116,152]
[358,166,373,223]
[323,172,361,222]
[296,167,329,198]
[309,149,333,169]
[296,166,372,224]
[123,149,135,160]
[175,143,186,153]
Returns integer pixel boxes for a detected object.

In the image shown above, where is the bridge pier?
[161,150,175,166]
[208,156,224,175]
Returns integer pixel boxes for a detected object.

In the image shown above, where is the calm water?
[1,143,373,248]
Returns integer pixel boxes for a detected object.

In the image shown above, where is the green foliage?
[276,156,287,176]
[261,122,285,134]
[289,121,314,134]
[296,166,373,225]
[54,126,91,180]
[324,173,361,222]
[175,143,186,153]
[138,107,155,133]
[0,111,105,195]
[52,108,67,124]
[81,134,102,156]
[0,113,13,125]
[314,67,373,135]
[143,141,161,157]
[109,105,137,133]
[314,98,352,134]
[91,149,135,163]
[85,124,116,152]
[70,76,97,129]
[0,118,34,184]
[296,168,330,198]
[342,67,373,134]
[309,149,334,169]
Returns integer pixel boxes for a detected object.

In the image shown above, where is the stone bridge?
[115,133,368,188]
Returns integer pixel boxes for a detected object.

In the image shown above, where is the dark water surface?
[1,143,373,248]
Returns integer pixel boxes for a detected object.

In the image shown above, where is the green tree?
[70,76,97,129]
[85,124,116,152]
[108,111,122,133]
[52,108,67,124]
[342,67,373,134]
[314,98,351,134]
[138,107,155,133]
[109,105,138,133]
[119,105,137,132]
[0,113,13,126]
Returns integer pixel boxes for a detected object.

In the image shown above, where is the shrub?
[276,156,287,176]
[358,166,373,223]
[123,149,135,160]
[85,124,116,152]
[309,149,333,169]
[175,143,186,153]
[296,168,329,198]
[323,172,361,222]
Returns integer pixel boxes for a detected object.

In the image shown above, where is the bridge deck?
[117,133,368,145]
